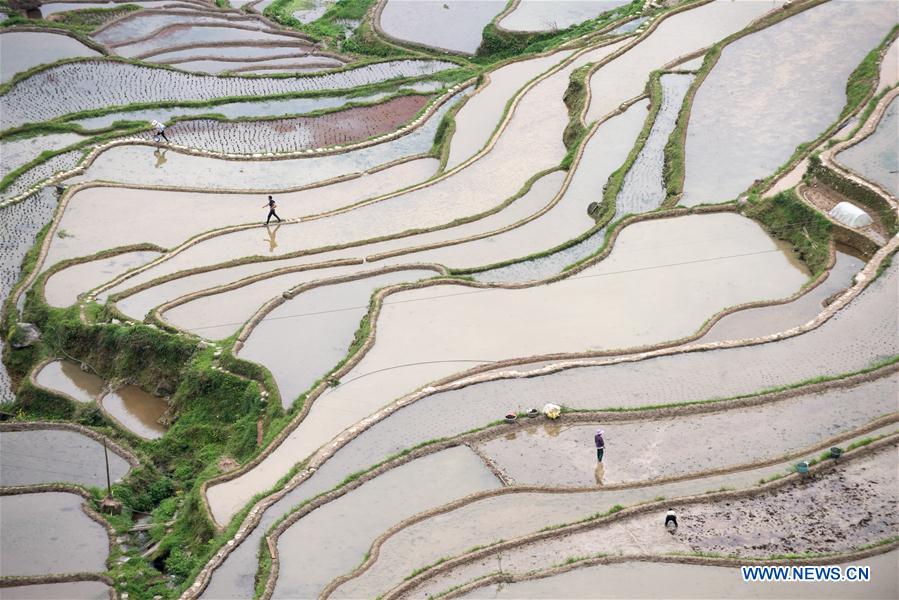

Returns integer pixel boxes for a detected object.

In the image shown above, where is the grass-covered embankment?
[0,239,290,598]
[743,189,832,276]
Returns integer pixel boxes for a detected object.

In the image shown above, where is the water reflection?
[264,223,281,253]
[154,148,167,168]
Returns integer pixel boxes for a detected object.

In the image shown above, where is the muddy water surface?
[438,98,647,272]
[616,74,693,212]
[585,0,781,122]
[205,212,808,524]
[239,269,436,408]
[0,428,131,487]
[336,426,899,599]
[271,446,500,599]
[68,88,463,190]
[118,48,577,281]
[341,213,807,408]
[680,0,897,206]
[160,170,564,339]
[466,551,899,599]
[0,581,109,600]
[446,49,575,169]
[44,250,161,307]
[0,492,108,576]
[835,95,898,198]
[499,0,628,32]
[0,31,100,83]
[68,89,400,130]
[379,0,505,54]
[699,247,863,343]
[412,446,898,597]
[34,360,105,403]
[877,38,899,92]
[100,386,168,440]
[474,374,897,486]
[115,26,299,59]
[121,43,625,288]
[474,73,691,284]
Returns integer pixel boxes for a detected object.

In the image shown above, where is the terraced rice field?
[1,1,896,599]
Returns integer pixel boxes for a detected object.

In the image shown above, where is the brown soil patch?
[803,181,887,243]
[679,447,899,557]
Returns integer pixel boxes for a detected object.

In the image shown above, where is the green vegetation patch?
[266,0,401,57]
[49,3,141,32]
[475,0,642,65]
[743,190,832,276]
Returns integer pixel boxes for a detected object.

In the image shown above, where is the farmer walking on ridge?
[264,195,282,224]
[595,428,605,463]
[151,120,169,143]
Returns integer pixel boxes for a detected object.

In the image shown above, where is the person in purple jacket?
[595,428,605,463]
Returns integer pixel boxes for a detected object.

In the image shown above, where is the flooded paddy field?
[0,132,86,182]
[66,88,464,191]
[835,95,899,198]
[0,581,110,600]
[585,0,782,122]
[499,0,629,32]
[131,93,432,154]
[65,85,424,130]
[317,212,807,417]
[472,72,692,283]
[271,447,499,599]
[0,427,132,487]
[445,49,575,169]
[33,360,105,403]
[205,211,809,524]
[1,58,456,128]
[698,247,864,343]
[473,374,898,487]
[334,425,899,600]
[143,168,562,330]
[378,0,506,55]
[44,250,162,307]
[0,30,100,83]
[465,550,899,599]
[680,0,897,206]
[238,268,437,408]
[0,492,109,576]
[100,385,169,440]
[407,445,898,598]
[3,0,897,597]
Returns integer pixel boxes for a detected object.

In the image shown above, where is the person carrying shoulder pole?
[151,119,169,143]
[264,195,282,224]
[595,428,605,463]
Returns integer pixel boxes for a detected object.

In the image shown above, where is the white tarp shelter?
[829,202,872,228]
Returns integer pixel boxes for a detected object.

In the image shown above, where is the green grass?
[265,0,402,57]
[743,189,832,276]
[49,3,141,32]
[474,0,642,65]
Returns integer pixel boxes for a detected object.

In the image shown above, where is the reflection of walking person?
[154,148,167,168]
[263,195,281,224]
[264,223,280,253]
[595,428,605,462]
[151,120,169,143]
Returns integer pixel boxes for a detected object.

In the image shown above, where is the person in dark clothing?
[665,509,678,533]
[595,428,605,463]
[263,195,281,224]
[152,120,169,143]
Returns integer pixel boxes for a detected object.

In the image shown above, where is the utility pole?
[103,438,112,497]
[100,438,122,515]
